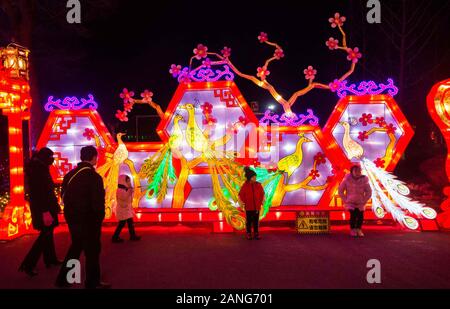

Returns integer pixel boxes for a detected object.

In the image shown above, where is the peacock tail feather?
[156,156,170,203]
[361,160,420,230]
[145,151,170,201]
[362,158,437,220]
[139,144,169,181]
[139,143,178,203]
[209,163,246,230]
[96,159,120,219]
[254,167,283,219]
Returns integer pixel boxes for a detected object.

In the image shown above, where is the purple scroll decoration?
[260,109,319,126]
[336,78,399,98]
[175,61,235,83]
[45,94,98,111]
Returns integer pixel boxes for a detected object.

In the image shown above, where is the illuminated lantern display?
[324,83,410,172]
[0,44,29,80]
[2,11,440,237]
[0,44,32,240]
[324,82,437,229]
[255,124,346,209]
[427,79,450,229]
[37,95,115,182]
[110,78,348,230]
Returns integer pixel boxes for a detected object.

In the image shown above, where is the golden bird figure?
[139,114,184,202]
[176,102,245,229]
[179,103,232,158]
[169,114,184,149]
[339,121,364,160]
[277,133,312,177]
[179,103,210,154]
[97,132,128,218]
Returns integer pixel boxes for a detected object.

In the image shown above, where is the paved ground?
[1,225,450,289]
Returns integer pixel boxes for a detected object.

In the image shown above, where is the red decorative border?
[323,94,414,172]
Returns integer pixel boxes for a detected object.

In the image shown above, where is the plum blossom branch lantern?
[169,12,360,115]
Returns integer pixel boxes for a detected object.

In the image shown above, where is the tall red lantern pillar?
[0,44,32,239]
[427,79,450,230]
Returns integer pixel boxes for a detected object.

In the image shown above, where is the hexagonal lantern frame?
[37,109,116,182]
[154,81,260,209]
[157,81,259,142]
[261,124,348,209]
[323,94,414,172]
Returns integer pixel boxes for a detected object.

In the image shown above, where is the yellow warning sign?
[296,211,330,234]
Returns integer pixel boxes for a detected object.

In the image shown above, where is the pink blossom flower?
[123,102,133,112]
[201,102,213,114]
[83,128,95,141]
[328,79,342,92]
[325,37,339,50]
[180,74,191,83]
[221,46,231,58]
[385,123,397,134]
[346,47,362,63]
[313,152,326,165]
[374,158,385,168]
[169,64,182,77]
[328,12,346,28]
[374,116,386,127]
[115,110,128,122]
[258,32,268,43]
[303,65,317,80]
[358,131,369,141]
[274,48,284,59]
[359,113,373,126]
[140,90,153,102]
[256,66,270,80]
[178,67,191,83]
[202,58,211,68]
[309,169,320,180]
[193,44,208,60]
[120,88,134,104]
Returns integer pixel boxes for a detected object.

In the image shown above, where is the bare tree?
[0,0,120,145]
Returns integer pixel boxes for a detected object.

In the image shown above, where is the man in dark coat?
[55,145,110,289]
[19,147,61,277]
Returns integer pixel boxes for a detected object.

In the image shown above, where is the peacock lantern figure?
[324,92,438,229]
[95,11,436,230]
[107,12,358,229]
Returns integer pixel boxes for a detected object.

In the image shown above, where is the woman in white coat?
[112,175,141,243]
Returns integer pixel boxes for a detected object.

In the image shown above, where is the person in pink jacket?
[338,164,372,237]
[112,175,141,243]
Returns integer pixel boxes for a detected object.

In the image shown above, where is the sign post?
[296,211,330,234]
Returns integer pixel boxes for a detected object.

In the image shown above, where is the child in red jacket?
[239,167,265,240]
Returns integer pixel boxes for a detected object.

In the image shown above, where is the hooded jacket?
[115,175,134,221]
[338,174,372,210]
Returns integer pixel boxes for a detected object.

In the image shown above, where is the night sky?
[1,0,449,179]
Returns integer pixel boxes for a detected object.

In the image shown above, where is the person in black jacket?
[55,146,110,289]
[19,147,62,277]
